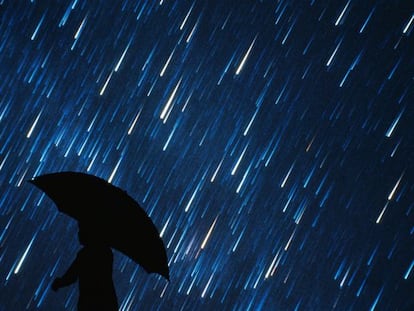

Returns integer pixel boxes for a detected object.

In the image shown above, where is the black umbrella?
[29,171,169,281]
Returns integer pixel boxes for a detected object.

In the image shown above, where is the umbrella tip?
[157,269,170,281]
[163,270,170,282]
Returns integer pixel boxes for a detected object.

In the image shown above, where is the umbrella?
[29,171,169,281]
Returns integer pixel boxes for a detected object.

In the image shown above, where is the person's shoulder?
[75,247,88,260]
[103,246,113,257]
[78,247,88,255]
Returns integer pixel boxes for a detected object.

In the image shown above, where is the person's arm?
[51,252,81,291]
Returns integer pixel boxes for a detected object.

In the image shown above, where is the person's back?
[77,245,118,310]
[51,226,119,311]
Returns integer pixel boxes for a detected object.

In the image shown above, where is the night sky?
[1,1,413,310]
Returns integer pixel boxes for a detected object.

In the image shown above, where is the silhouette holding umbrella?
[29,171,169,310]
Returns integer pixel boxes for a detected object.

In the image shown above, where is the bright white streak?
[385,109,404,138]
[340,267,351,288]
[115,41,131,72]
[284,227,296,251]
[265,250,281,279]
[186,16,201,44]
[231,144,248,175]
[201,216,218,249]
[403,14,414,34]
[376,202,389,224]
[160,216,171,238]
[27,109,43,138]
[128,109,142,135]
[160,78,182,121]
[404,260,414,279]
[14,235,36,274]
[0,151,10,171]
[335,0,351,26]
[74,16,87,39]
[163,124,178,151]
[326,40,342,67]
[236,168,249,194]
[180,3,195,30]
[185,182,201,213]
[100,71,114,96]
[243,107,259,136]
[281,163,294,188]
[201,274,214,298]
[211,158,224,182]
[31,15,45,41]
[235,36,257,75]
[108,157,122,183]
[87,151,98,172]
[388,172,404,201]
[160,48,175,77]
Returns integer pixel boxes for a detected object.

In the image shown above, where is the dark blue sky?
[0,1,413,310]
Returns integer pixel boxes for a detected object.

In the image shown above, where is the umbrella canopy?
[29,171,169,281]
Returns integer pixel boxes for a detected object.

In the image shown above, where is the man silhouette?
[51,225,119,310]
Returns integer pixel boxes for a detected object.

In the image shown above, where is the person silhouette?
[51,225,119,311]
